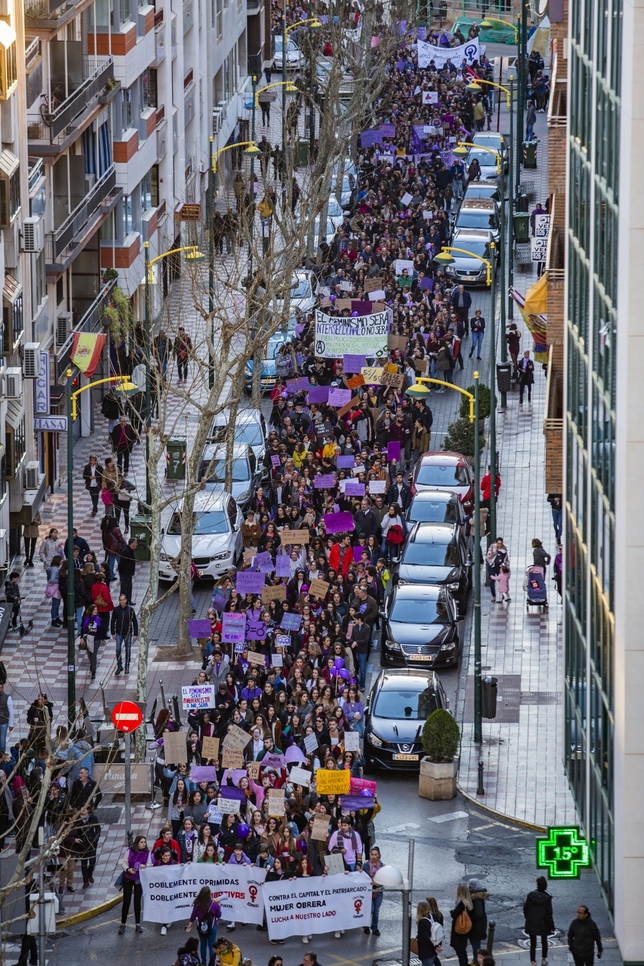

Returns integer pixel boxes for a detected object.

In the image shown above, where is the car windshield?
[268,338,287,359]
[275,37,298,52]
[211,422,263,447]
[201,457,250,483]
[390,597,451,623]
[327,197,342,218]
[194,511,230,535]
[280,277,311,300]
[468,151,497,166]
[453,240,488,257]
[409,498,459,524]
[417,463,470,486]
[457,211,497,230]
[373,687,440,720]
[401,540,460,567]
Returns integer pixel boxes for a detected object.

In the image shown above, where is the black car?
[406,489,469,537]
[364,669,449,770]
[380,583,462,668]
[395,522,471,612]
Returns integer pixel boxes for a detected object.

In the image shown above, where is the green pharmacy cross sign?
[536,827,591,879]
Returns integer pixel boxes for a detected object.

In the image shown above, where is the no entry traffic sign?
[111,700,144,733]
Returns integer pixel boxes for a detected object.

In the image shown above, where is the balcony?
[25,37,40,71]
[27,56,115,155]
[56,278,116,379]
[46,164,122,273]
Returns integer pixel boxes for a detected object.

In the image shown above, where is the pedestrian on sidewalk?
[553,545,562,598]
[110,416,137,475]
[174,326,193,383]
[567,906,602,966]
[524,876,555,966]
[45,555,63,627]
[0,682,14,754]
[469,310,485,358]
[547,493,563,541]
[114,476,135,531]
[83,455,104,516]
[110,594,138,676]
[90,570,114,637]
[81,604,104,680]
[468,879,489,960]
[490,564,511,602]
[517,350,535,403]
[486,538,509,601]
[363,846,384,936]
[118,538,138,604]
[450,284,472,335]
[450,884,473,966]
[39,528,63,572]
[76,806,100,888]
[415,898,442,966]
[507,323,522,376]
[23,512,41,568]
[480,465,501,511]
[525,100,537,141]
[532,538,552,573]
[118,834,149,934]
[5,572,21,632]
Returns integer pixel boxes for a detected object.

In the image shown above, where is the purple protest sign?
[262,752,286,770]
[351,301,373,315]
[188,619,213,638]
[271,454,281,468]
[246,618,267,640]
[212,592,226,612]
[360,129,381,149]
[353,546,366,563]
[323,511,355,534]
[337,455,356,469]
[275,555,291,578]
[340,794,376,809]
[286,377,310,392]
[386,441,401,462]
[258,557,275,574]
[328,387,353,407]
[236,570,266,594]
[343,355,367,373]
[419,277,434,290]
[254,551,273,570]
[281,612,302,631]
[380,123,396,137]
[345,481,365,497]
[191,766,219,782]
[218,784,248,801]
[416,26,427,40]
[308,385,329,403]
[314,474,336,489]
[222,612,246,644]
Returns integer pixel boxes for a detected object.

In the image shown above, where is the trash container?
[496,362,512,394]
[295,139,309,167]
[523,140,537,168]
[130,514,152,561]
[166,436,186,480]
[516,192,529,212]
[481,676,498,719]
[513,211,529,242]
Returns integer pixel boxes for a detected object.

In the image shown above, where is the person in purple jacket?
[118,834,149,934]
[186,885,222,966]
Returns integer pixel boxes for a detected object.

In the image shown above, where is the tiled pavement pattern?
[454,106,576,827]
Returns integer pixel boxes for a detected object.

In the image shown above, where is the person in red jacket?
[329,535,353,576]
[152,825,181,863]
[480,465,501,510]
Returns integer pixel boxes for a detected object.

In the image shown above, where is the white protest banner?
[262,871,372,940]
[531,237,547,262]
[315,309,388,359]
[218,797,241,814]
[417,36,480,69]
[422,91,439,104]
[181,685,215,711]
[140,863,267,925]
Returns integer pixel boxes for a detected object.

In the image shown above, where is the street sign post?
[33,416,67,432]
[111,701,144,845]
[536,826,591,879]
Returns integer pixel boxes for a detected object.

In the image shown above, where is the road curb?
[458,784,547,832]
[57,893,122,929]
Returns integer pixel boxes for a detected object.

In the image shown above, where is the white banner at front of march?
[140,864,267,924]
[417,36,480,69]
[262,871,372,940]
[314,310,389,358]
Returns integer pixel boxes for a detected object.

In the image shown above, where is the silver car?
[208,408,267,464]
[446,229,495,287]
[159,489,242,581]
[198,442,262,509]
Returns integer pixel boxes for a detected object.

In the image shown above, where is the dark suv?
[395,521,471,612]
[380,583,462,668]
[364,669,449,770]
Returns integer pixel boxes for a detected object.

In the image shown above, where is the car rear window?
[401,540,459,567]
[417,463,470,486]
[409,498,459,525]
[373,687,440,719]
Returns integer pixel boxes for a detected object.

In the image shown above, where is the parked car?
[445,229,494,287]
[452,198,500,245]
[159,490,242,582]
[407,488,469,537]
[410,451,476,515]
[380,583,462,668]
[364,669,449,770]
[464,179,501,203]
[271,270,317,320]
[273,35,304,70]
[395,521,471,612]
[244,330,294,393]
[208,408,267,463]
[472,132,509,169]
[198,442,262,509]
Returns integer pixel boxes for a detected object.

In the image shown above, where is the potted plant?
[418,709,460,800]
[442,417,484,461]
[459,382,496,425]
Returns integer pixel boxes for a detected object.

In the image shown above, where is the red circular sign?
[111,700,144,733]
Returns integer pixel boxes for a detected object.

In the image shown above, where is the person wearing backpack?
[415,899,444,966]
[186,885,221,966]
[524,876,555,966]
[468,879,489,959]
[450,884,473,966]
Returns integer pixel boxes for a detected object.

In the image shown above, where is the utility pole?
[488,241,497,545]
[208,135,215,389]
[473,373,482,744]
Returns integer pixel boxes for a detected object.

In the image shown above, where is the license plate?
[393,753,419,761]
[198,571,205,577]
[409,654,433,662]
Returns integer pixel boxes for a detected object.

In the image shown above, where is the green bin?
[523,140,537,169]
[295,139,309,167]
[166,436,186,480]
[513,212,530,244]
[130,514,152,561]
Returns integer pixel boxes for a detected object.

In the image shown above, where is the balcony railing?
[57,278,116,378]
[47,164,117,262]
[25,37,41,70]
[28,156,44,191]
[28,56,114,144]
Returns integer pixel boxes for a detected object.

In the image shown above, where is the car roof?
[419,451,466,466]
[411,489,459,503]
[201,443,251,459]
[176,489,234,513]
[452,229,492,242]
[409,522,457,544]
[212,408,263,427]
[392,582,443,601]
[376,668,440,690]
[473,132,505,144]
[466,179,500,189]
[461,198,496,210]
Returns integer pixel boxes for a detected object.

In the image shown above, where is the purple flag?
[344,355,367,373]
[340,794,376,809]
[308,385,329,403]
[281,612,302,631]
[236,571,266,594]
[328,387,353,407]
[323,511,355,534]
[337,455,355,469]
[314,474,336,489]
[387,441,401,461]
[353,546,366,562]
[345,481,365,496]
[218,784,248,801]
[275,556,291,577]
[351,301,372,315]
[416,26,427,40]
[188,619,213,637]
[380,123,396,137]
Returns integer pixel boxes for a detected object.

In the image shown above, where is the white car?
[198,442,262,509]
[273,35,304,70]
[159,490,242,582]
[272,270,317,320]
[208,407,267,463]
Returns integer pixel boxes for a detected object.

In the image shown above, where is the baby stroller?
[524,565,548,613]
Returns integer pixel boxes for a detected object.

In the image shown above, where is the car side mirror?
[160,528,165,535]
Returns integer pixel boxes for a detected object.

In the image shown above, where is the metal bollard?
[477,760,485,796]
[148,697,158,724]
[487,920,496,952]
[172,693,182,726]
[160,679,167,709]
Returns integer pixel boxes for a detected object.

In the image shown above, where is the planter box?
[418,757,457,800]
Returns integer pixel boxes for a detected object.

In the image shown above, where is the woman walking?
[81,604,103,680]
[450,884,473,966]
[46,555,63,627]
[186,885,221,966]
[118,834,149,934]
[468,879,489,959]
[415,898,442,966]
[524,876,555,966]
[363,846,384,936]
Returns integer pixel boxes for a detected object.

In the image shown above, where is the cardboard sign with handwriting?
[278,529,310,545]
[311,814,330,841]
[388,334,408,351]
[162,730,187,765]
[201,736,220,761]
[364,275,383,292]
[361,366,384,384]
[222,748,245,769]
[247,761,260,780]
[336,299,353,311]
[267,788,286,816]
[309,578,330,599]
[346,374,365,390]
[315,768,351,795]
[262,584,287,603]
[246,650,267,667]
[380,371,405,389]
[224,724,252,750]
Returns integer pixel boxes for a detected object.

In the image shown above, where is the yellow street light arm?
[286,17,321,34]
[480,17,518,38]
[145,243,201,270]
[467,77,512,108]
[211,140,258,173]
[69,374,138,421]
[437,245,494,286]
[415,377,476,422]
[254,80,297,108]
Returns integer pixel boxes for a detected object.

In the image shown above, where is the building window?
[0,150,20,228]
[120,0,131,24]
[145,68,158,108]
[2,275,23,354]
[122,194,133,235]
[0,23,17,100]
[216,0,222,41]
[123,87,133,130]
[31,251,46,311]
[5,412,25,480]
[141,169,159,210]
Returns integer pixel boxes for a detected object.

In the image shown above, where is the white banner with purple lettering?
[417,36,480,69]
[140,864,267,924]
[314,310,389,358]
[262,871,372,940]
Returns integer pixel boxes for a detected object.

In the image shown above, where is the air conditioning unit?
[24,460,40,490]
[23,342,40,379]
[217,100,228,120]
[22,215,44,253]
[55,313,72,349]
[5,367,22,398]
[212,108,222,134]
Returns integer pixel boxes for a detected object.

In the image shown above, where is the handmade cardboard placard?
[361,367,384,384]
[325,853,347,876]
[267,788,286,816]
[309,577,330,599]
[279,529,310,544]
[162,730,187,765]
[262,584,287,603]
[221,748,245,769]
[247,761,260,780]
[271,652,284,667]
[336,299,353,311]
[224,725,252,750]
[218,797,240,814]
[388,334,408,351]
[315,768,351,795]
[311,814,330,841]
[346,374,365,390]
[364,276,383,292]
[304,732,319,754]
[380,371,405,390]
[246,650,267,667]
[372,302,386,312]
[201,736,220,760]
[337,396,360,419]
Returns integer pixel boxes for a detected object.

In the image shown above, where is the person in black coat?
[524,876,555,966]
[386,473,412,512]
[75,807,101,887]
[415,899,440,966]
[517,351,535,403]
[450,884,473,966]
[567,906,602,966]
[468,879,489,958]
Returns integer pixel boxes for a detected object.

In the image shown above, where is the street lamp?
[373,844,414,966]
[480,16,519,41]
[66,371,139,729]
[466,78,513,110]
